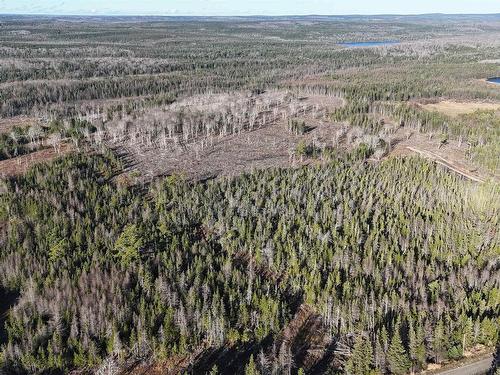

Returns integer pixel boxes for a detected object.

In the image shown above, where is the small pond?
[338,41,400,48]
[486,77,500,84]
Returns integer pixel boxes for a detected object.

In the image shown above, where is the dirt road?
[435,356,493,375]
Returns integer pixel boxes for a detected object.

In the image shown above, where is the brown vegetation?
[107,92,345,181]
[0,143,72,177]
[0,116,37,134]
[419,100,500,117]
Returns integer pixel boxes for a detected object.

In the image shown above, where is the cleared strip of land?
[406,146,485,183]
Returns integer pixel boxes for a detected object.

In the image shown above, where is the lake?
[487,77,500,84]
[339,41,400,48]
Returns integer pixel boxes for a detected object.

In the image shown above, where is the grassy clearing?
[421,100,500,117]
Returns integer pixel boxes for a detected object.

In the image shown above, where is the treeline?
[1,18,499,118]
[0,151,497,374]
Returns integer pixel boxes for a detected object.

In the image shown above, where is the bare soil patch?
[113,117,342,181]
[0,116,38,134]
[418,100,500,117]
[110,93,345,181]
[0,143,72,177]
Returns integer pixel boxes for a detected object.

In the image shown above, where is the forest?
[0,14,499,375]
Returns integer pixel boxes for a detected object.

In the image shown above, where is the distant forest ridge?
[0,14,500,22]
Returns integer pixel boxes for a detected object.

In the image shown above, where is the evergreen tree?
[346,334,374,375]
[461,316,474,353]
[387,324,411,375]
[114,224,143,265]
[432,320,447,364]
[245,354,260,375]
[375,327,389,372]
[408,321,426,372]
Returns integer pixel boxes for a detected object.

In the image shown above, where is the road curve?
[436,356,493,375]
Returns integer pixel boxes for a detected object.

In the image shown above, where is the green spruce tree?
[408,321,426,372]
[346,334,374,375]
[433,320,447,364]
[387,323,411,375]
[245,354,260,375]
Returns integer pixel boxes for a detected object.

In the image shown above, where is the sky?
[0,0,499,16]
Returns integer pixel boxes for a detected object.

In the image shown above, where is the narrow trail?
[406,146,485,183]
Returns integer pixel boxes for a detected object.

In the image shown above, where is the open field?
[419,100,500,117]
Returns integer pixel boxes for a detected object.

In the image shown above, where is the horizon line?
[1,12,500,17]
